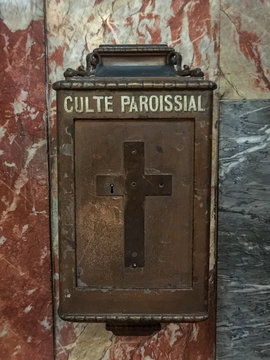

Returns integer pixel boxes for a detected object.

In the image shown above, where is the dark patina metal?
[97,141,172,268]
[63,44,204,79]
[53,44,216,336]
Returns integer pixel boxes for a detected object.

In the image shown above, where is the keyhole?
[110,184,114,194]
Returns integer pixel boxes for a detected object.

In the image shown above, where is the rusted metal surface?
[53,45,216,332]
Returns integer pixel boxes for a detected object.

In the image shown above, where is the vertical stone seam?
[217,0,221,94]
[213,2,222,358]
[209,3,222,358]
[43,0,56,358]
[209,0,221,271]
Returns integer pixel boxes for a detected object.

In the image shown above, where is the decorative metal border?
[60,313,209,323]
[53,79,217,90]
[61,45,206,79]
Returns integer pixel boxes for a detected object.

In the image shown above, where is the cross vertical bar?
[124,142,145,268]
[96,141,172,269]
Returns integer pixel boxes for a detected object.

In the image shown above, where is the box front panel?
[57,88,212,320]
[75,119,194,289]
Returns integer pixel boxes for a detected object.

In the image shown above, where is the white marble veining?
[217,100,270,359]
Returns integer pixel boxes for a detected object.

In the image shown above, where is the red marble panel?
[108,271,216,360]
[0,18,54,360]
[220,0,270,98]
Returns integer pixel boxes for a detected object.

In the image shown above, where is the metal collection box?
[53,44,216,334]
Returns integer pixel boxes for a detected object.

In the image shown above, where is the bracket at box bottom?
[106,322,161,336]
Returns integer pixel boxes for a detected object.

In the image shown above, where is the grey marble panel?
[217,100,270,359]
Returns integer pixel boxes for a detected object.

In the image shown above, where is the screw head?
[131,181,137,187]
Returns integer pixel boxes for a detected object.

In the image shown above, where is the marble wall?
[220,0,270,99]
[1,0,269,359]
[216,1,270,358]
[0,0,53,359]
[46,1,219,359]
[217,101,270,359]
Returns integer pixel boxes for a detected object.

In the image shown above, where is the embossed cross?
[96,141,172,268]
